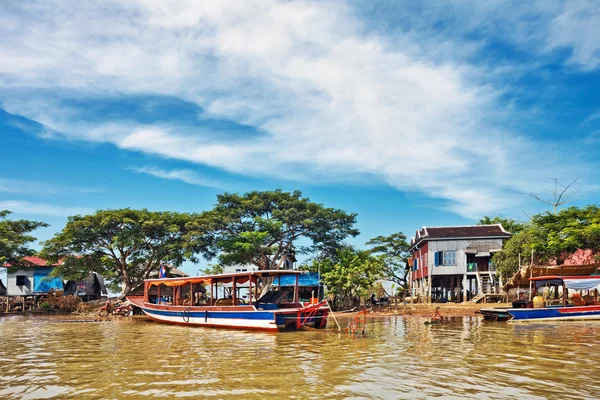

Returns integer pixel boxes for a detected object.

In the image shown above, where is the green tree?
[478,216,525,234]
[492,205,600,279]
[200,190,359,270]
[320,248,385,308]
[365,232,410,288]
[41,209,210,296]
[0,210,48,270]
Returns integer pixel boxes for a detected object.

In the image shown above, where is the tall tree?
[492,205,600,279]
[41,209,210,296]
[365,232,410,288]
[200,190,359,270]
[0,210,48,269]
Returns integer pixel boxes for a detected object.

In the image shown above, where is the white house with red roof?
[4,256,64,296]
[408,225,511,303]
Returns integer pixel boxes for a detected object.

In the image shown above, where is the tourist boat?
[480,275,600,322]
[127,270,329,332]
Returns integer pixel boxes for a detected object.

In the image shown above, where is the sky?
[1,0,600,277]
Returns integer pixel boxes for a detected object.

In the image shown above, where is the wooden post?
[158,285,161,304]
[294,274,299,303]
[210,282,214,306]
[248,274,253,306]
[563,283,567,307]
[462,274,467,303]
[190,282,193,305]
[232,277,237,305]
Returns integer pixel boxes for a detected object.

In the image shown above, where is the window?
[434,251,457,266]
[16,275,28,286]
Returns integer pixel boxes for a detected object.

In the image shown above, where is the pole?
[529,249,534,302]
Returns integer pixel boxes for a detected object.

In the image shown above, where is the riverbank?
[364,302,510,318]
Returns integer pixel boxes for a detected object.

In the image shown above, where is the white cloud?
[0,178,102,196]
[0,1,598,218]
[132,166,226,189]
[0,200,92,217]
[547,0,600,70]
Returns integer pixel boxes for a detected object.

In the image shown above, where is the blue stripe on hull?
[142,307,276,321]
[509,308,600,321]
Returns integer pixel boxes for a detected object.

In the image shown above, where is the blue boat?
[128,270,329,332]
[507,275,600,322]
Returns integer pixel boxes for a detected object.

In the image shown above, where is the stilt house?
[409,225,511,303]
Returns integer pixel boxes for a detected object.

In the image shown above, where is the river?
[0,314,598,399]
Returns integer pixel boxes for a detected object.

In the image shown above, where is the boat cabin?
[530,276,600,308]
[142,270,306,309]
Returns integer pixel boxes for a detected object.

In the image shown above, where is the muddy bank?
[361,302,510,318]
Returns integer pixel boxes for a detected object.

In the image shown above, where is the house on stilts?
[409,225,511,303]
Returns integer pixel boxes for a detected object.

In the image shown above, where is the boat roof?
[530,275,600,291]
[145,269,302,287]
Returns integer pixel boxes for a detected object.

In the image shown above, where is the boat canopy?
[145,270,302,288]
[530,275,600,291]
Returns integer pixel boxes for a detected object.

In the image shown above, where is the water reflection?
[1,315,600,399]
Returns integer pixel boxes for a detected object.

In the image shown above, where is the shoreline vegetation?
[2,189,599,319]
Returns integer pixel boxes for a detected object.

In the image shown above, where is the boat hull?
[128,297,329,332]
[508,305,600,322]
[479,308,512,322]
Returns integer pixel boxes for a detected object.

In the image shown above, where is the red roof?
[410,224,510,249]
[3,256,63,268]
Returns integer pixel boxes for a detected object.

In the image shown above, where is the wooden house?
[4,256,64,297]
[409,225,511,303]
[64,272,108,301]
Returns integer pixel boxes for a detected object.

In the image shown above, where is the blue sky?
[1,0,600,277]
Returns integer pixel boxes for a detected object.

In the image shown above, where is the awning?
[475,252,490,257]
[564,277,600,291]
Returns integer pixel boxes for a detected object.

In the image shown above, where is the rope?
[326,299,341,332]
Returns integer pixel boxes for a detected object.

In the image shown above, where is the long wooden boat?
[127,270,329,332]
[500,275,600,322]
[508,276,600,322]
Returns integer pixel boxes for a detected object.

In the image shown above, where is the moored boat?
[127,270,329,332]
[507,275,600,322]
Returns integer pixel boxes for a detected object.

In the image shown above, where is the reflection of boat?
[483,276,600,322]
[127,270,329,332]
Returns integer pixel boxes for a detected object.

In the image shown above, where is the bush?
[40,301,51,309]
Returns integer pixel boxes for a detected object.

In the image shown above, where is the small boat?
[478,307,513,322]
[127,270,329,332]
[507,275,600,322]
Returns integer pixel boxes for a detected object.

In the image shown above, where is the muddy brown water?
[0,314,598,399]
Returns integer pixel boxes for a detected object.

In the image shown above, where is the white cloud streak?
[132,166,226,189]
[0,1,598,217]
[0,200,92,217]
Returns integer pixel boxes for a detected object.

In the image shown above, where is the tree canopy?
[478,215,525,234]
[41,209,209,296]
[0,210,48,271]
[365,232,410,288]
[200,190,359,270]
[492,205,600,279]
[314,247,385,308]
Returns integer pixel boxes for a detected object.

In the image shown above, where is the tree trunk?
[120,282,132,299]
